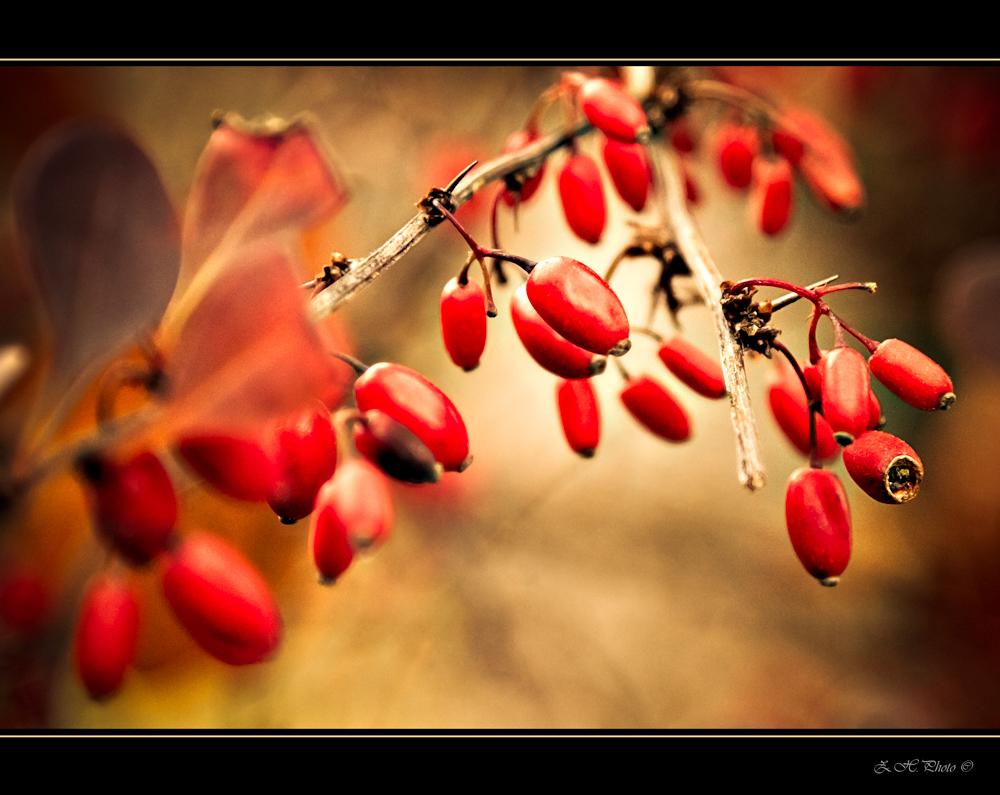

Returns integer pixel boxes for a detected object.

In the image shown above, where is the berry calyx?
[526,256,630,357]
[74,571,140,700]
[440,276,487,372]
[266,403,338,524]
[620,375,691,442]
[578,77,650,144]
[161,532,282,666]
[868,338,955,411]
[843,430,923,504]
[353,362,471,473]
[785,467,852,585]
[602,138,650,213]
[176,434,276,502]
[79,450,178,565]
[657,336,726,399]
[558,154,606,244]
[557,378,600,458]
[510,284,607,380]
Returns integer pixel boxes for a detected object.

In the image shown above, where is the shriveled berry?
[843,430,923,504]
[162,532,282,666]
[440,276,487,372]
[510,284,607,379]
[785,467,852,585]
[578,77,650,144]
[657,336,726,399]
[177,434,276,502]
[717,122,759,189]
[559,154,606,244]
[602,138,650,212]
[352,409,442,484]
[868,338,955,411]
[266,403,338,524]
[526,256,630,357]
[620,375,691,442]
[766,359,839,461]
[502,130,545,205]
[557,378,600,458]
[751,156,793,236]
[354,362,471,473]
[310,459,393,583]
[818,347,872,443]
[74,571,140,700]
[79,450,178,565]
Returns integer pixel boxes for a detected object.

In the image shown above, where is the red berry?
[717,122,759,189]
[751,156,793,236]
[766,359,839,461]
[352,409,442,484]
[177,434,276,502]
[778,108,864,214]
[559,154,606,244]
[80,450,178,565]
[657,336,726,399]
[868,338,956,411]
[526,256,630,357]
[771,128,805,166]
[510,284,607,380]
[502,130,545,205]
[0,567,51,635]
[620,375,691,442]
[310,459,393,583]
[353,362,471,473]
[578,77,649,144]
[818,347,872,442]
[557,378,600,458]
[843,430,923,504]
[266,403,338,524]
[162,532,282,666]
[74,571,140,700]
[669,118,697,153]
[440,276,487,372]
[602,138,650,212]
[785,467,852,584]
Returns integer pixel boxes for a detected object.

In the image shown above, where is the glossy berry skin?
[352,409,442,485]
[354,362,470,473]
[843,430,923,504]
[310,459,393,583]
[266,403,338,524]
[766,361,839,461]
[578,78,649,144]
[717,123,759,189]
[751,156,793,236]
[80,450,178,565]
[510,284,607,380]
[502,130,545,205]
[162,532,282,666]
[657,337,726,399]
[602,138,650,212]
[177,435,276,502]
[559,154,606,244]
[620,375,691,442]
[557,378,600,458]
[868,338,955,411]
[818,347,873,442]
[74,571,140,700]
[440,276,487,372]
[526,256,630,357]
[785,467,852,584]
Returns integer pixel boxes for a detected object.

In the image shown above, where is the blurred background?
[2,63,1000,729]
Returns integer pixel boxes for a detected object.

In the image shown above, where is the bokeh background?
[3,63,1000,729]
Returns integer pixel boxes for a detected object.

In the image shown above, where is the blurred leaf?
[12,120,180,427]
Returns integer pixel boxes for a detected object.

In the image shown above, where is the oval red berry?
[526,256,630,357]
[557,378,600,458]
[766,359,839,461]
[162,532,282,666]
[354,362,470,473]
[578,77,649,144]
[717,122,759,189]
[868,338,955,411]
[602,138,650,213]
[620,375,691,442]
[818,347,873,442]
[751,156,793,236]
[657,336,726,399]
[843,430,923,504]
[440,276,487,372]
[785,467,852,584]
[177,434,276,502]
[266,403,338,524]
[559,154,606,244]
[510,284,607,380]
[74,571,140,700]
